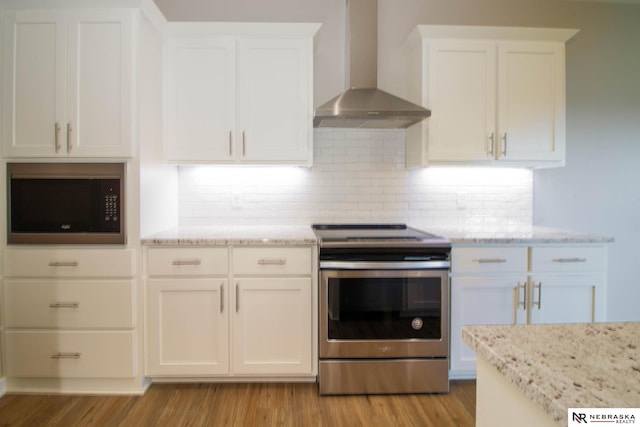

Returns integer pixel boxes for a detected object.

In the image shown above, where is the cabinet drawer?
[531,246,606,273]
[233,247,312,275]
[4,249,134,278]
[147,247,229,276]
[451,246,527,274]
[5,331,135,378]
[4,280,133,328]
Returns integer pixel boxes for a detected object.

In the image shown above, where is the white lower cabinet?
[147,279,229,376]
[5,331,135,378]
[233,278,311,375]
[145,245,316,379]
[450,243,607,379]
[1,248,138,390]
[450,275,526,374]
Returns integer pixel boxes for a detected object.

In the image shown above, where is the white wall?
[153,0,346,108]
[154,0,640,321]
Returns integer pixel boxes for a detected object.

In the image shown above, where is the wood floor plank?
[0,381,475,426]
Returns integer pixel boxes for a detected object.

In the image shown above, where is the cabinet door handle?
[474,258,507,264]
[532,282,542,310]
[517,282,527,310]
[258,258,286,266]
[501,133,507,157]
[55,122,61,153]
[51,352,81,360]
[67,122,73,153]
[171,259,201,266]
[552,258,587,263]
[591,286,596,323]
[48,261,79,267]
[488,132,495,157]
[513,282,526,324]
[49,302,80,309]
[242,131,246,156]
[229,131,233,156]
[220,283,224,313]
[235,283,240,312]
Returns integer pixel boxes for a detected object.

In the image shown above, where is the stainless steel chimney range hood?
[313,0,430,129]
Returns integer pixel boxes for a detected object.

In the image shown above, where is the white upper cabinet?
[165,38,236,161]
[2,9,134,157]
[404,26,578,168]
[164,24,319,165]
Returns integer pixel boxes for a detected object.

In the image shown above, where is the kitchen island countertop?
[141,225,317,246]
[463,322,640,425]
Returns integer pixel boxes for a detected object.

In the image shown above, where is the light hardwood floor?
[0,381,475,427]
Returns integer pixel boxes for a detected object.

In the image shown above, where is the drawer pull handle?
[552,258,587,263]
[49,261,79,267]
[51,352,81,360]
[49,302,79,309]
[258,258,286,266]
[172,259,201,266]
[474,258,507,264]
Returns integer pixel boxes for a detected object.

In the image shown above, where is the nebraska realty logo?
[569,408,639,425]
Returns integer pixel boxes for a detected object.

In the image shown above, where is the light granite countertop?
[462,323,640,426]
[141,224,613,246]
[141,225,317,246]
[423,225,614,244]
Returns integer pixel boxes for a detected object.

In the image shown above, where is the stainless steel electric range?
[312,224,451,395]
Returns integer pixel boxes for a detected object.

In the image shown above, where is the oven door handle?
[319,260,450,270]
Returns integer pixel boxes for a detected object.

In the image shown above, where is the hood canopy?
[313,0,430,129]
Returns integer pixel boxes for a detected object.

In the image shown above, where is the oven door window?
[327,276,442,340]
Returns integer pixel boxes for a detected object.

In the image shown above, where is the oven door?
[320,268,449,359]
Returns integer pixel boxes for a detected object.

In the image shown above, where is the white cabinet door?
[66,10,133,157]
[498,42,565,163]
[426,41,496,162]
[237,38,312,163]
[2,10,133,157]
[2,11,66,156]
[450,276,526,375]
[165,38,236,161]
[232,278,312,375]
[147,278,229,376]
[528,274,604,324]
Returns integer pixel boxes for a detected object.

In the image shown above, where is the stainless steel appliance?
[7,162,125,244]
[313,0,430,129]
[313,224,451,395]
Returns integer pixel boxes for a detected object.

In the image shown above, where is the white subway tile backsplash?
[178,129,533,230]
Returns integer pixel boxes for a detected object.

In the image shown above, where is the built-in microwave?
[7,162,125,244]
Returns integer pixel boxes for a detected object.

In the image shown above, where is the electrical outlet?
[232,192,242,209]
[457,193,467,210]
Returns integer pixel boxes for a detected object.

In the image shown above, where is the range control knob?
[411,317,424,330]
